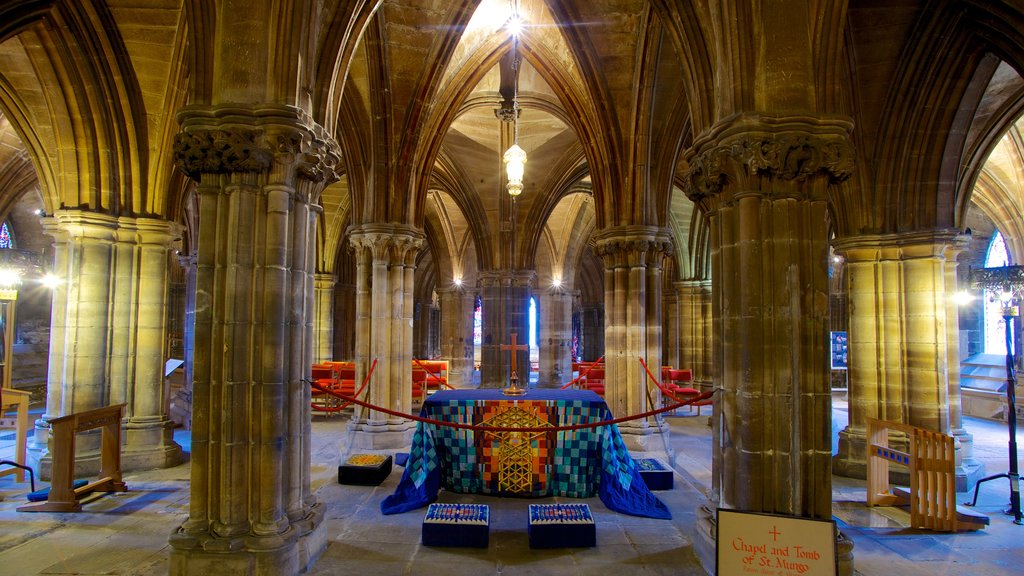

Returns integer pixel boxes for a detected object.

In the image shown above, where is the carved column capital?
[832,229,968,263]
[173,104,341,189]
[347,223,425,264]
[591,225,673,268]
[684,115,855,202]
[478,269,536,290]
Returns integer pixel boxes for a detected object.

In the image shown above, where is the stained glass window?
[0,222,11,249]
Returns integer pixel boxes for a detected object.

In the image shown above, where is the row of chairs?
[311,360,450,414]
[570,363,711,416]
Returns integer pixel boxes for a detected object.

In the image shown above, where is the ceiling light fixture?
[502,3,526,197]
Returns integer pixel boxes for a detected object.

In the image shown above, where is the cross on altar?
[500,332,529,395]
[497,330,528,368]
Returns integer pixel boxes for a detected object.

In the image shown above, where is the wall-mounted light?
[953,290,974,306]
[41,273,62,289]
[0,268,21,288]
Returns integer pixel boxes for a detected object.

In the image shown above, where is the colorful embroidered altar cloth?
[380,389,670,519]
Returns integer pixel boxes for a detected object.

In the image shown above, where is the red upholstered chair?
[411,368,428,403]
[311,363,341,413]
[664,369,700,414]
[586,367,605,396]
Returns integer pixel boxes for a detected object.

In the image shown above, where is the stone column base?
[348,420,415,450]
[834,426,984,491]
[169,503,327,576]
[27,422,183,480]
[617,419,671,453]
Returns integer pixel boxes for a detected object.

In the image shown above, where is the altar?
[381,389,670,519]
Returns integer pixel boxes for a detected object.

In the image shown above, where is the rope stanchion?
[413,357,456,390]
[310,358,377,413]
[309,380,714,434]
[559,355,606,390]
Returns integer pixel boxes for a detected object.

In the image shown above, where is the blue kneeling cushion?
[27,479,89,502]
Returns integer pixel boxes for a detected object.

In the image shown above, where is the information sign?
[717,509,837,576]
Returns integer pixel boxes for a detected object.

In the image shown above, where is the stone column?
[333,278,356,360]
[347,224,423,449]
[538,287,573,388]
[168,105,340,576]
[313,273,336,363]
[832,231,978,488]
[33,212,183,476]
[663,284,680,370]
[119,218,184,469]
[676,279,713,385]
[685,121,854,569]
[580,303,604,361]
[438,286,475,388]
[592,226,673,449]
[172,250,197,428]
[479,270,534,388]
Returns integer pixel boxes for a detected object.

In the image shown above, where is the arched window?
[0,222,13,249]
[984,231,1012,354]
[473,294,482,370]
[529,296,538,372]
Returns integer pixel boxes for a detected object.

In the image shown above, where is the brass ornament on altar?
[503,369,526,396]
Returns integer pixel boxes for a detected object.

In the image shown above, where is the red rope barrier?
[559,355,606,390]
[311,358,378,413]
[309,380,714,434]
[413,358,456,390]
[638,357,697,405]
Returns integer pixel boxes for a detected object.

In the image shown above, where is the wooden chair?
[0,388,32,488]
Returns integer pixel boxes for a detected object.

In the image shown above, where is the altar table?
[381,389,670,519]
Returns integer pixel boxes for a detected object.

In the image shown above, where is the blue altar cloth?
[381,389,670,519]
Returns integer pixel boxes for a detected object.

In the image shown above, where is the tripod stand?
[968,307,1022,524]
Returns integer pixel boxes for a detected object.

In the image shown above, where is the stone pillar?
[119,218,184,469]
[413,293,439,360]
[676,280,713,385]
[313,273,336,363]
[832,232,978,488]
[33,212,183,476]
[581,303,604,361]
[438,286,475,388]
[479,270,534,388]
[592,226,673,449]
[347,224,423,449]
[539,287,573,388]
[168,106,340,576]
[172,250,197,429]
[333,278,356,360]
[685,121,854,570]
[663,284,680,370]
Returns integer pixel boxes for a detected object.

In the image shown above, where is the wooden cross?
[500,331,529,380]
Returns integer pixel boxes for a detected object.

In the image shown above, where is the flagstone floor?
[0,392,1021,575]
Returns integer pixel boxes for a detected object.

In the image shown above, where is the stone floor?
[0,393,1022,575]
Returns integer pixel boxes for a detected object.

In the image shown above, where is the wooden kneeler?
[18,404,128,512]
[866,418,988,531]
